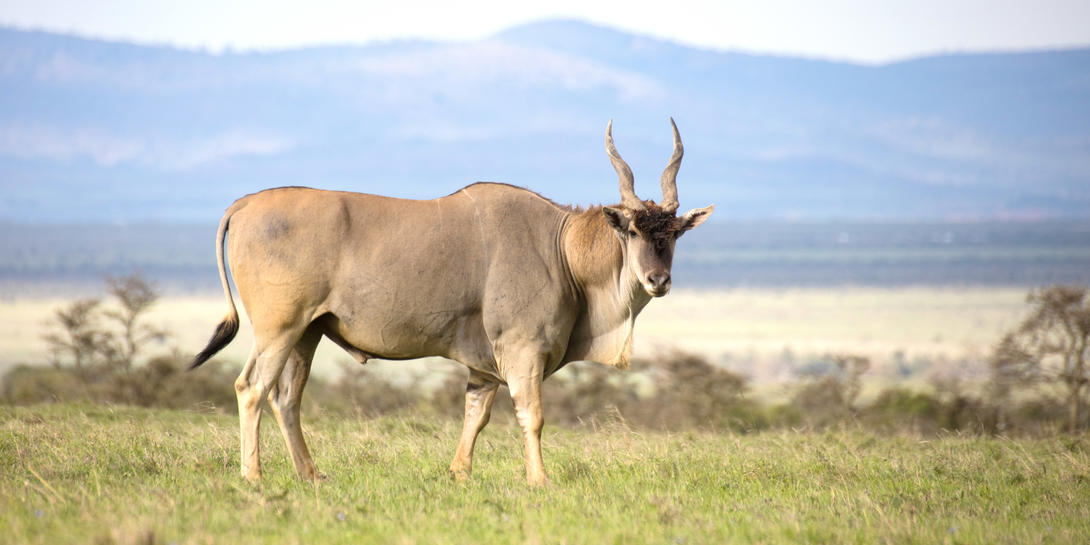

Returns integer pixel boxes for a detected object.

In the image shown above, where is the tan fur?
[563,207,622,286]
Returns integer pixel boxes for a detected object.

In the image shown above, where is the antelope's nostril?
[648,273,670,289]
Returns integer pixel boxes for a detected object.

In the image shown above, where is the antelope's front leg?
[506,362,549,486]
[449,370,499,481]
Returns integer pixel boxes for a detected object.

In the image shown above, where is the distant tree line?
[3,275,1088,435]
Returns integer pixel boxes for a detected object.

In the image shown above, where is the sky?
[2,0,1090,64]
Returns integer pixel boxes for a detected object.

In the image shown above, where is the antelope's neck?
[560,208,652,369]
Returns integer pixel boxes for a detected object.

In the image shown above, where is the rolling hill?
[1,19,1088,222]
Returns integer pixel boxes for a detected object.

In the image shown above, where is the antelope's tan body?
[192,120,713,485]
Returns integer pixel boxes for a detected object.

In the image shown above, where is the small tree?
[40,274,167,396]
[9,274,238,410]
[833,354,871,411]
[101,275,166,374]
[42,298,108,383]
[991,285,1090,432]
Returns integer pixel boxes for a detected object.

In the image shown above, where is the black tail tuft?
[189,314,239,370]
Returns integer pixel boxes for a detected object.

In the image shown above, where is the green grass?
[3,405,1089,544]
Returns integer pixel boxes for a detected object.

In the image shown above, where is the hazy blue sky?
[2,0,1089,63]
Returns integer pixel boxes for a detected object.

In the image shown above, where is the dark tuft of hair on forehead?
[632,205,677,242]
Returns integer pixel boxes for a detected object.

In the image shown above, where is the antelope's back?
[223,185,575,365]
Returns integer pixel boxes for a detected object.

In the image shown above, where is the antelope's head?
[601,118,714,297]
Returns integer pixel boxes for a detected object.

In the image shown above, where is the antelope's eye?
[628,229,639,237]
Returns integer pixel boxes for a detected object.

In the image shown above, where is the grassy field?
[0,287,1028,384]
[2,403,1088,544]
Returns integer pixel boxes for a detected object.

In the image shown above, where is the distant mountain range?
[1,20,1088,222]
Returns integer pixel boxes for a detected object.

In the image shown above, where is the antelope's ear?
[676,205,714,234]
[602,206,630,233]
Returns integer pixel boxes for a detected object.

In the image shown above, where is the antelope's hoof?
[449,468,471,483]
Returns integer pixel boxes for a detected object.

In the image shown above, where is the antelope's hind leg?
[449,370,499,481]
[234,327,307,482]
[268,324,323,481]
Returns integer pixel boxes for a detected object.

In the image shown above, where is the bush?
[2,365,90,404]
[861,388,942,433]
[789,354,870,428]
[628,350,755,430]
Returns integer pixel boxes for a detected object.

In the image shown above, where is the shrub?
[862,388,941,433]
[789,354,870,427]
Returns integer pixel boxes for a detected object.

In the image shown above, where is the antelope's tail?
[189,208,240,370]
